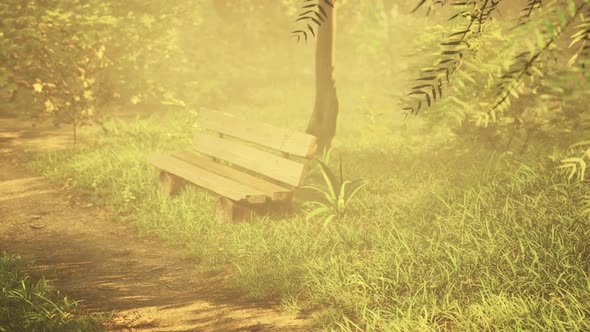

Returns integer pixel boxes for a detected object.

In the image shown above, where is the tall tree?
[301,0,339,151]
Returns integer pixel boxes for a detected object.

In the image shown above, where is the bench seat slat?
[192,133,307,187]
[148,153,267,204]
[198,110,318,159]
[171,151,293,201]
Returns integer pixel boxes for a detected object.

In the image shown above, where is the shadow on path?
[0,117,309,331]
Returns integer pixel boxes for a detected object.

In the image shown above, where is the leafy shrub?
[401,1,590,151]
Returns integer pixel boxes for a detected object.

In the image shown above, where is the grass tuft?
[0,251,104,331]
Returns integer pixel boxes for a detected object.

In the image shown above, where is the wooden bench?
[148,110,318,223]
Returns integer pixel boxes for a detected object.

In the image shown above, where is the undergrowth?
[0,251,104,331]
[27,108,590,331]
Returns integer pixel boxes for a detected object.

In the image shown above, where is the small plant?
[303,156,366,223]
[559,140,590,182]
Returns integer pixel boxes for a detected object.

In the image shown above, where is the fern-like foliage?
[519,0,543,25]
[412,0,452,15]
[292,0,334,44]
[487,1,587,123]
[560,140,590,181]
[406,0,590,142]
[403,0,502,115]
[568,6,590,70]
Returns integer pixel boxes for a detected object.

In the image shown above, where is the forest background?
[1,0,590,330]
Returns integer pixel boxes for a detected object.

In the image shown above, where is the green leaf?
[301,184,335,203]
[567,0,576,17]
[316,158,340,198]
[559,157,587,181]
[568,141,590,149]
[555,8,566,27]
[322,214,336,227]
[306,206,329,220]
[344,182,367,209]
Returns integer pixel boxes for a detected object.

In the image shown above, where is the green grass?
[26,94,590,330]
[0,251,104,332]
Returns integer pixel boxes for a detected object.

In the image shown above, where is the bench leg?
[267,199,293,214]
[157,171,185,197]
[214,197,255,223]
[214,197,295,223]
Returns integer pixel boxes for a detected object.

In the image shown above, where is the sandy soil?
[0,117,310,331]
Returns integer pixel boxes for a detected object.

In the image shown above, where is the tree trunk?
[383,0,395,82]
[306,0,338,152]
[72,119,77,148]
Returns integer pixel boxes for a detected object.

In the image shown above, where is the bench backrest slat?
[193,133,307,187]
[198,110,318,159]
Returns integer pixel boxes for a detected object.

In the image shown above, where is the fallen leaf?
[30,223,47,229]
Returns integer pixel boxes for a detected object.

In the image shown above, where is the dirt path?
[0,118,309,331]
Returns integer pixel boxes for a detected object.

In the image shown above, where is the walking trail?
[0,117,309,331]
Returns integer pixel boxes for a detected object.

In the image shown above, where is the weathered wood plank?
[198,109,318,159]
[148,153,267,204]
[192,133,308,187]
[171,151,293,201]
